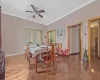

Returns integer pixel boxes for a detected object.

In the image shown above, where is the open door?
[88,17,100,61]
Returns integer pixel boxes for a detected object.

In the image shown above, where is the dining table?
[29,45,51,73]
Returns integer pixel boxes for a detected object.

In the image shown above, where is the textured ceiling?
[1,0,96,25]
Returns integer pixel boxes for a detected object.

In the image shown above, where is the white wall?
[82,21,88,55]
[70,26,79,54]
[48,0,100,55]
[1,13,48,56]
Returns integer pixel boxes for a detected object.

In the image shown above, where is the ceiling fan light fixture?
[25,5,45,18]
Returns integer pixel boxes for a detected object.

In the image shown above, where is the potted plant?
[83,47,88,62]
[50,38,53,44]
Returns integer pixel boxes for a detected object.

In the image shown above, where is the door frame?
[47,30,56,44]
[67,22,83,58]
[0,6,1,49]
[88,16,100,61]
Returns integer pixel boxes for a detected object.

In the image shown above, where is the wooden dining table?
[29,45,51,73]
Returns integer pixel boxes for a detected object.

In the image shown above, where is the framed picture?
[57,28,65,36]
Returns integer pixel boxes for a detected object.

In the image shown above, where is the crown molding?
[47,0,96,26]
[2,11,48,26]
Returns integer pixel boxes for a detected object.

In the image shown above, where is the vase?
[83,56,88,62]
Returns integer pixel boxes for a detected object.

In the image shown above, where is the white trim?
[5,52,24,57]
[47,0,96,26]
[2,12,47,26]
[24,26,42,30]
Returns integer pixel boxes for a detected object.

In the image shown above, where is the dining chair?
[24,44,34,66]
[25,44,43,67]
[41,42,45,45]
[28,42,33,45]
[55,43,62,61]
[43,44,57,74]
[55,43,69,62]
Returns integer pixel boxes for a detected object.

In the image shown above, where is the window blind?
[24,27,42,44]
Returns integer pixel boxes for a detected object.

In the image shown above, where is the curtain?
[24,27,42,44]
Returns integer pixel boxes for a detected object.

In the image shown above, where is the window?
[24,27,42,44]
[47,30,56,44]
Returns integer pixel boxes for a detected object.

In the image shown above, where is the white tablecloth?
[29,45,51,58]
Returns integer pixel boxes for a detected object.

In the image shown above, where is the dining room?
[5,27,70,80]
[2,0,100,80]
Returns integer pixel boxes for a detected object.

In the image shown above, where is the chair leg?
[41,62,44,69]
[59,55,62,61]
[28,59,30,66]
[57,55,60,62]
[46,62,48,74]
[64,56,66,62]
[53,61,55,67]
[35,56,38,73]
[24,52,28,61]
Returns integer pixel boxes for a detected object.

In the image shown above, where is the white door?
[70,26,80,54]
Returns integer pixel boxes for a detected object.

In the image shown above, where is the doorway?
[47,30,56,44]
[68,23,82,58]
[88,17,100,61]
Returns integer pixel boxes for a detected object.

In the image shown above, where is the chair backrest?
[47,44,56,60]
[26,44,29,52]
[41,42,45,45]
[28,42,33,45]
[25,44,30,60]
[55,43,62,49]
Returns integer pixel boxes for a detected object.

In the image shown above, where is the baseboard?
[5,52,24,57]
[98,56,100,59]
[70,52,80,55]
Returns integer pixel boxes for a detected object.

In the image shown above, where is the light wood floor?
[5,54,29,80]
[5,54,100,80]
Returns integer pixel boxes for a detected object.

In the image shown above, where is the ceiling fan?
[25,5,45,18]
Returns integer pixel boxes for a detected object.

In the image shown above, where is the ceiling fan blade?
[25,11,33,13]
[31,5,36,11]
[38,14,43,18]
[38,10,45,13]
